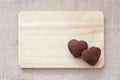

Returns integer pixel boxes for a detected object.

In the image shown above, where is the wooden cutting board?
[18,11,104,68]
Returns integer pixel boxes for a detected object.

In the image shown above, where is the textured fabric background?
[0,0,120,80]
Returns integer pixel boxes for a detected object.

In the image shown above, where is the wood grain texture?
[0,0,120,80]
[19,11,104,68]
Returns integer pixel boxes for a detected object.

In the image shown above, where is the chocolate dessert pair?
[68,39,101,66]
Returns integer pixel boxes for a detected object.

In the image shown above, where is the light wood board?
[18,11,104,68]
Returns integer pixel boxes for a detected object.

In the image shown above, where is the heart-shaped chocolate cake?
[81,47,101,66]
[68,39,88,58]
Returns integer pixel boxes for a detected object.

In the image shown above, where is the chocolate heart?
[81,47,101,66]
[68,39,88,58]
